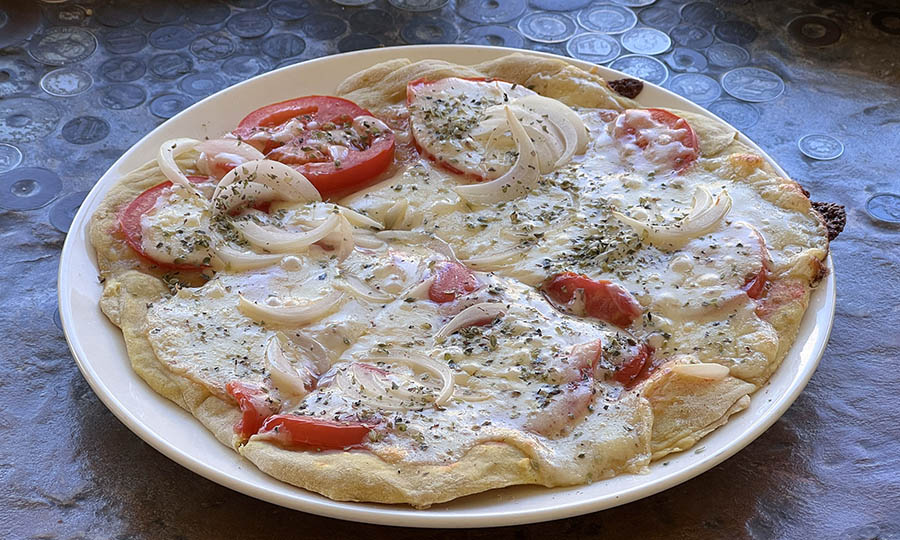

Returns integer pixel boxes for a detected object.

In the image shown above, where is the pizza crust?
[90,53,831,506]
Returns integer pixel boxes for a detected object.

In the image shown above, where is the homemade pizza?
[89,54,838,507]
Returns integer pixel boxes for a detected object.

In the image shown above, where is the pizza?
[89,53,837,508]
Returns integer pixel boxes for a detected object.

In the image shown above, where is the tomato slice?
[117,175,210,271]
[613,108,699,173]
[740,224,772,300]
[542,272,642,328]
[226,381,277,439]
[613,343,654,388]
[429,261,479,303]
[258,414,373,449]
[235,96,395,199]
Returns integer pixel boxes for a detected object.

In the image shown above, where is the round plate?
[58,45,836,528]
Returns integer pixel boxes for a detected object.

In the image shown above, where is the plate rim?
[58,44,836,528]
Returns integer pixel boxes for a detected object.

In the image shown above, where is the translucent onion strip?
[237,291,343,325]
[213,159,320,208]
[231,213,341,253]
[208,232,283,271]
[334,275,395,303]
[434,302,505,341]
[360,355,455,407]
[196,138,265,177]
[461,246,525,270]
[513,94,588,167]
[265,333,316,397]
[455,107,541,205]
[672,362,730,380]
[158,138,200,191]
[613,186,732,247]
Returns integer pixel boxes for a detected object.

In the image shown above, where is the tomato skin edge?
[428,261,479,303]
[613,343,655,388]
[542,272,642,328]
[258,414,373,450]
[226,381,276,439]
[116,176,211,271]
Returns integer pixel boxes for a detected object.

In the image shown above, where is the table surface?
[2,0,899,538]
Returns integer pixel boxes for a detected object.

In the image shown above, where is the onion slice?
[613,186,732,248]
[335,275,395,303]
[513,94,588,168]
[196,138,265,177]
[461,246,524,270]
[265,333,317,397]
[434,302,505,341]
[231,213,341,253]
[237,291,343,326]
[208,231,283,271]
[359,355,455,407]
[158,138,200,192]
[213,159,321,208]
[672,362,730,380]
[455,107,541,205]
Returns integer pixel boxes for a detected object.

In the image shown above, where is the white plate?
[58,45,835,528]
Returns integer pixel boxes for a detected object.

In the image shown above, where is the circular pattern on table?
[463,25,526,49]
[301,14,348,40]
[99,57,146,83]
[713,21,758,45]
[707,99,759,129]
[707,43,750,68]
[101,28,147,55]
[798,134,844,160]
[0,167,62,211]
[0,97,60,143]
[191,33,236,61]
[337,34,383,53]
[62,116,110,145]
[669,24,714,48]
[149,25,194,50]
[349,9,394,35]
[40,67,93,97]
[621,27,671,55]
[788,16,842,47]
[609,54,668,85]
[51,4,89,26]
[518,12,578,43]
[179,73,227,97]
[50,190,89,232]
[0,143,23,174]
[149,53,194,80]
[261,34,306,59]
[871,11,900,35]
[668,73,720,103]
[530,0,591,10]
[227,0,267,8]
[664,47,707,73]
[98,84,147,110]
[268,0,311,21]
[577,4,637,34]
[611,0,656,7]
[457,0,526,24]
[29,27,98,66]
[187,1,232,25]
[95,4,138,27]
[53,307,63,331]
[639,6,679,29]
[402,18,459,44]
[866,193,900,224]
[227,10,274,38]
[0,59,36,98]
[221,55,271,79]
[333,0,374,5]
[722,67,785,102]
[142,3,186,24]
[149,93,193,119]
[0,1,40,49]
[387,0,450,12]
[566,33,621,64]
[679,2,724,25]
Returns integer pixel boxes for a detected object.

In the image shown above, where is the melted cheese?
[140,185,213,266]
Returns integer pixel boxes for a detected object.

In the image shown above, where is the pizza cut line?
[89,54,835,507]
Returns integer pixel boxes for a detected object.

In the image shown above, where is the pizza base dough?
[90,53,830,507]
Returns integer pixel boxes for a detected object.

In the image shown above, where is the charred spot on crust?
[608,78,644,99]
[799,185,810,198]
[811,201,846,241]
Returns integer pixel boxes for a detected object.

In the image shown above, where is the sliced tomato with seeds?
[428,261,479,303]
[226,381,278,439]
[542,272,642,328]
[117,175,211,271]
[234,96,395,198]
[613,108,699,173]
[258,414,373,449]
